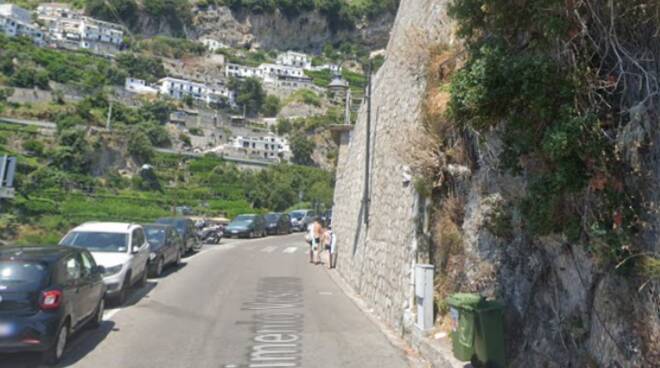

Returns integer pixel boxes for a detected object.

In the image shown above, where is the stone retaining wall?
[332,0,453,332]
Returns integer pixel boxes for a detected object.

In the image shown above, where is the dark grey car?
[155,217,200,254]
[144,224,183,277]
[225,214,266,238]
[265,213,291,235]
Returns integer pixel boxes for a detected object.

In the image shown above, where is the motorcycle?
[197,225,224,244]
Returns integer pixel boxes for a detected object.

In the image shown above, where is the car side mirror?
[132,245,141,254]
[92,265,106,275]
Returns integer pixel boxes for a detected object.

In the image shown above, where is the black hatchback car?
[155,217,200,254]
[0,247,106,365]
[144,224,183,277]
[264,213,291,235]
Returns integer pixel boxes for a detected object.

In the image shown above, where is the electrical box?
[415,264,435,330]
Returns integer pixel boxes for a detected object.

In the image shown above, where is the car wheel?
[137,266,147,288]
[90,299,104,329]
[44,320,69,365]
[155,258,164,277]
[112,277,129,306]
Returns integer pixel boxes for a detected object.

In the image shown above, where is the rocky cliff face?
[135,6,393,52]
[193,6,394,51]
[332,0,659,366]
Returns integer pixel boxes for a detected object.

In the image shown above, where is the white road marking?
[283,246,298,254]
[261,246,276,253]
[319,291,333,296]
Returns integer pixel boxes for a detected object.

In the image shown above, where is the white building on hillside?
[225,63,263,79]
[125,78,159,95]
[231,134,291,160]
[200,37,227,52]
[37,3,124,55]
[158,77,235,106]
[0,4,45,44]
[276,51,312,69]
[259,63,307,83]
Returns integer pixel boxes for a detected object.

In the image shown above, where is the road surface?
[0,234,410,368]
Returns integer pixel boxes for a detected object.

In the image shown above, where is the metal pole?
[106,101,113,131]
[344,88,351,125]
[363,62,372,225]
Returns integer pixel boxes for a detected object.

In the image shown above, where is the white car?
[59,222,150,305]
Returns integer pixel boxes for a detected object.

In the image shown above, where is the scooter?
[198,226,223,244]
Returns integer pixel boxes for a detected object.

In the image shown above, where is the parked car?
[143,224,183,278]
[225,214,266,238]
[59,222,150,305]
[289,209,315,232]
[155,217,200,254]
[265,213,291,235]
[0,246,106,365]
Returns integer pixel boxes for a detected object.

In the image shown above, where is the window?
[132,228,145,248]
[64,256,81,282]
[80,251,95,276]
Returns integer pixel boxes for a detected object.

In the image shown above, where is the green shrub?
[262,95,281,117]
[127,129,155,163]
[188,127,204,136]
[22,139,45,156]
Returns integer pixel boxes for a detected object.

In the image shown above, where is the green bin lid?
[446,293,484,309]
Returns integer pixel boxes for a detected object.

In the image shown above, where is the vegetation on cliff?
[444,0,659,272]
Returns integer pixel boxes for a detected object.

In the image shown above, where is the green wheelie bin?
[473,300,506,368]
[446,293,484,361]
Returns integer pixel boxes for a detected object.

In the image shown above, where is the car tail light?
[39,290,62,311]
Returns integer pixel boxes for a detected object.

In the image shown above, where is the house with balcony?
[0,4,45,44]
[158,77,235,106]
[125,78,159,95]
[36,3,124,55]
[276,51,312,69]
[230,134,291,161]
[225,63,264,79]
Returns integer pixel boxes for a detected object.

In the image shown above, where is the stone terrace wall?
[332,0,454,332]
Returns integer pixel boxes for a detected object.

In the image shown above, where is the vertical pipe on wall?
[363,62,372,226]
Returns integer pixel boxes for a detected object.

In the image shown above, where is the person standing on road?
[323,226,337,269]
[308,218,323,265]
[306,222,315,264]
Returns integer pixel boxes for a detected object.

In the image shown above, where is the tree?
[276,118,292,135]
[116,54,166,83]
[183,94,194,107]
[290,133,315,166]
[127,129,155,163]
[86,0,139,28]
[229,77,266,116]
[140,99,173,124]
[262,95,281,117]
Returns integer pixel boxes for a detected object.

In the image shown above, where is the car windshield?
[145,228,166,249]
[61,231,129,253]
[265,214,279,222]
[0,261,47,290]
[231,215,255,226]
[290,211,305,220]
[156,219,186,235]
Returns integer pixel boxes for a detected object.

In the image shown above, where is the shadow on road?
[157,261,188,278]
[0,321,116,368]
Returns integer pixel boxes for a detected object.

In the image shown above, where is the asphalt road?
[0,234,410,368]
